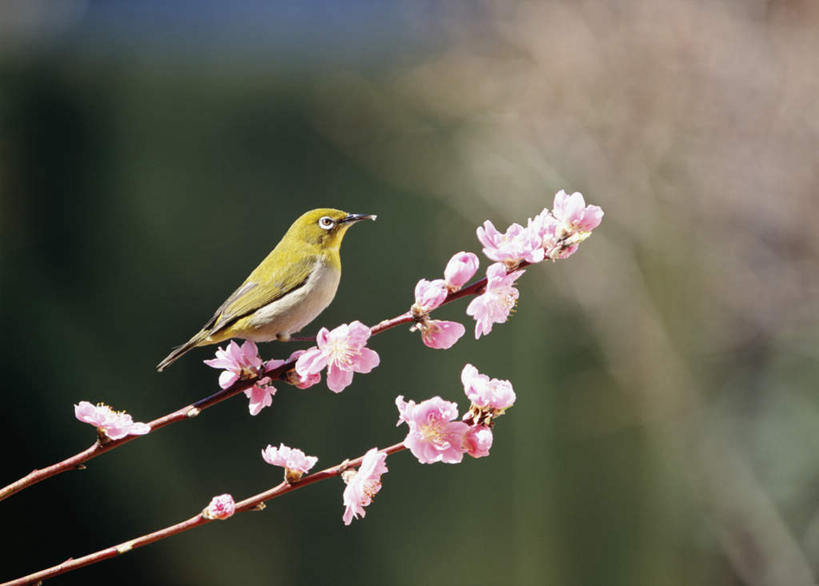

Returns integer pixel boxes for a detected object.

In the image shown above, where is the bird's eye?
[318,216,335,230]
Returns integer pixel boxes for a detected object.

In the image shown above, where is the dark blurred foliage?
[2,1,819,585]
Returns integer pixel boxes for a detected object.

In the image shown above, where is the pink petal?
[218,370,240,389]
[421,320,465,349]
[295,347,327,376]
[353,347,380,373]
[326,364,355,393]
[345,321,372,347]
[444,251,479,290]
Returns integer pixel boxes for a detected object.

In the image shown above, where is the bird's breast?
[244,262,341,340]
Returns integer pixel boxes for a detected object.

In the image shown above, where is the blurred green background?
[3,1,819,585]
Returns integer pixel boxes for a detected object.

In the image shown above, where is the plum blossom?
[463,425,493,459]
[295,321,380,393]
[74,401,151,441]
[203,494,235,520]
[412,278,449,312]
[530,191,604,259]
[461,364,516,411]
[476,220,545,265]
[342,447,388,525]
[204,340,263,389]
[395,395,470,464]
[244,378,276,416]
[552,190,604,233]
[466,263,524,338]
[419,319,465,350]
[262,443,318,482]
[444,252,479,290]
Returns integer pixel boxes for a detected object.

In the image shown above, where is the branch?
[0,267,502,502]
[1,211,578,501]
[1,442,406,586]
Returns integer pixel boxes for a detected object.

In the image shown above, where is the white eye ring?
[318,216,335,230]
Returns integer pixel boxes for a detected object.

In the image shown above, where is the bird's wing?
[202,254,318,335]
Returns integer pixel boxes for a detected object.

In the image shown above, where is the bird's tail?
[156,330,208,372]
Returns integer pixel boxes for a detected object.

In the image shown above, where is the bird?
[156,208,376,371]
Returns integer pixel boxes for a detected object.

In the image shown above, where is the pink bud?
[463,426,493,458]
[203,494,236,520]
[444,252,479,290]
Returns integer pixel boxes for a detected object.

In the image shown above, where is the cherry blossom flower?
[204,340,263,389]
[244,378,276,416]
[74,401,151,441]
[530,191,604,259]
[395,395,470,464]
[444,252,479,290]
[463,425,493,459]
[419,320,465,350]
[466,263,525,338]
[413,278,449,312]
[552,190,604,233]
[262,443,318,482]
[203,494,235,520]
[461,364,516,411]
[342,447,388,525]
[476,220,545,265]
[295,321,380,393]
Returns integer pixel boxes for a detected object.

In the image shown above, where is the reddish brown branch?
[0,261,526,502]
[1,442,406,586]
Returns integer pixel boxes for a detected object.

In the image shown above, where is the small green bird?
[157,208,376,371]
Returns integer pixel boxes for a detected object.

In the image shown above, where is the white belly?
[243,263,341,341]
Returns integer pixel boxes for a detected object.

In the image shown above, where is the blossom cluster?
[409,251,479,349]
[202,340,324,414]
[468,190,603,338]
[395,363,515,464]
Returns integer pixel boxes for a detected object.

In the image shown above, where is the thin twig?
[1,442,406,586]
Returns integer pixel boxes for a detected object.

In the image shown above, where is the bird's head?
[285,208,377,252]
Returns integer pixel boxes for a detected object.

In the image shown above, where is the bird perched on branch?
[157,208,376,371]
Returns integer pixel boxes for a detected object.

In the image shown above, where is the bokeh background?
[2,1,819,584]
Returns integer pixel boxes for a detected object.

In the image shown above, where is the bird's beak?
[340,213,377,224]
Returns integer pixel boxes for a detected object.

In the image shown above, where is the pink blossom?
[529,208,576,258]
[461,364,516,411]
[204,340,263,389]
[413,278,449,312]
[395,395,470,464]
[466,263,524,338]
[342,447,388,525]
[244,378,276,416]
[295,321,380,393]
[262,443,318,482]
[552,190,604,232]
[444,252,479,290]
[476,220,545,265]
[74,401,151,440]
[270,350,322,389]
[420,320,465,350]
[463,426,493,458]
[203,494,235,520]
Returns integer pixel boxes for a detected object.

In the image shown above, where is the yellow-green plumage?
[157,208,375,371]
